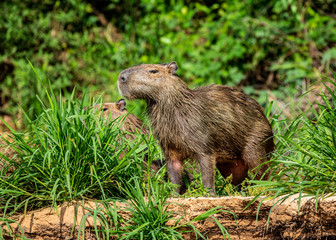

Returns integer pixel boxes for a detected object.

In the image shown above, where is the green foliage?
[246,75,336,228]
[0,81,160,215]
[182,167,241,197]
[113,180,183,240]
[1,0,336,122]
[268,77,336,196]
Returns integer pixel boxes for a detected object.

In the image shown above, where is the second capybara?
[117,61,274,195]
[92,99,148,139]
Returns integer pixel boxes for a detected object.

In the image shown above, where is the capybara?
[92,99,148,139]
[117,61,274,195]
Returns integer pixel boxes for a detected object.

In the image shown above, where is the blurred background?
[0,0,335,128]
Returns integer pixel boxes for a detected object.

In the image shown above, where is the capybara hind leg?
[242,136,273,180]
[216,160,249,186]
[166,149,186,194]
[196,154,216,195]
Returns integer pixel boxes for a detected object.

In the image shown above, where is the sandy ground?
[2,194,336,240]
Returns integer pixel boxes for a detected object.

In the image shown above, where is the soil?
[3,194,336,240]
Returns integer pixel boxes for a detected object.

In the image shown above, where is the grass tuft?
[76,177,236,239]
[0,85,155,216]
[246,76,336,228]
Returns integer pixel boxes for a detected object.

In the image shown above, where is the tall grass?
[0,83,157,216]
[247,76,336,225]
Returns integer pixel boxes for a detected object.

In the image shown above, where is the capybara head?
[92,99,148,136]
[92,99,127,120]
[118,61,189,101]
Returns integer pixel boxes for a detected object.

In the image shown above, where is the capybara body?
[118,62,274,195]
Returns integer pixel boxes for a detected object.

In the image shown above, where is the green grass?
[110,179,183,240]
[246,75,336,228]
[257,77,335,196]
[0,83,159,216]
[77,178,236,240]
[0,217,30,240]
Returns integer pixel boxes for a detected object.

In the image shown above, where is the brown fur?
[118,62,274,195]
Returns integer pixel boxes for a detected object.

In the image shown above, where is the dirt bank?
[3,194,336,239]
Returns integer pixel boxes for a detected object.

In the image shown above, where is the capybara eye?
[149,70,159,74]
[102,108,108,112]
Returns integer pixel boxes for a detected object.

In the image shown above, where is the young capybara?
[93,99,149,140]
[117,61,274,195]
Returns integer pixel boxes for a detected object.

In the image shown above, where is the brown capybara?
[117,61,274,195]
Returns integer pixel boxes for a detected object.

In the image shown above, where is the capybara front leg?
[166,149,185,194]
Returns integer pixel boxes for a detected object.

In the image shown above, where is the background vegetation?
[1,0,336,123]
[1,0,336,238]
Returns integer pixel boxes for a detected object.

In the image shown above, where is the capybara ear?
[90,103,104,111]
[167,61,178,74]
[116,99,126,111]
